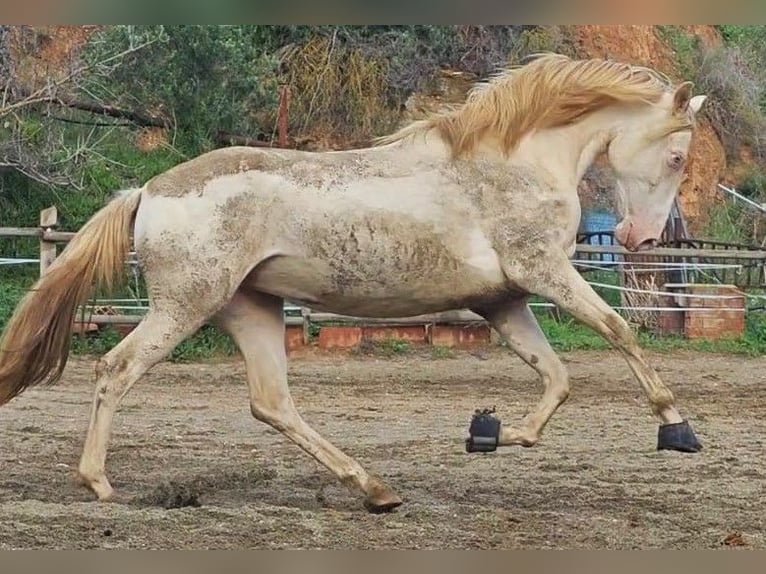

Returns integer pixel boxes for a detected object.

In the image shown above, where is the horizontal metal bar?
[717,183,766,214]
[307,309,486,325]
[575,244,766,260]
[76,314,306,326]
[0,258,39,265]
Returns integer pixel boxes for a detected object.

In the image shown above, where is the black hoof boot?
[657,420,703,453]
[465,407,501,453]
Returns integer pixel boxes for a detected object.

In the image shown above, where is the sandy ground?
[0,347,763,549]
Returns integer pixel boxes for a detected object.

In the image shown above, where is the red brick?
[656,312,683,336]
[362,325,427,344]
[317,326,363,349]
[681,284,745,340]
[430,324,491,348]
[720,313,744,337]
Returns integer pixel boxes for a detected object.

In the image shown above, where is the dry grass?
[279,35,401,149]
[693,45,766,162]
[621,265,661,331]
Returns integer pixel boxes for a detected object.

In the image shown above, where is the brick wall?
[655,284,746,340]
[683,284,745,340]
[315,323,491,350]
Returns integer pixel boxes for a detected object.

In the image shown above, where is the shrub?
[661,26,766,165]
[693,45,766,162]
[81,26,281,151]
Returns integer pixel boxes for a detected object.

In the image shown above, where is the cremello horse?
[0,54,707,512]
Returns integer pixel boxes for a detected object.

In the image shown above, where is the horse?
[0,53,707,513]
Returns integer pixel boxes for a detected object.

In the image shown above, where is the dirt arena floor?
[0,347,763,549]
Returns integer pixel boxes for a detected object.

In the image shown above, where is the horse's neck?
[512,109,621,190]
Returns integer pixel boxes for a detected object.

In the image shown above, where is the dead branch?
[42,111,133,127]
[30,94,170,128]
[0,159,71,187]
[214,131,278,148]
[0,33,161,120]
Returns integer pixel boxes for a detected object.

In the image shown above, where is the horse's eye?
[668,152,685,170]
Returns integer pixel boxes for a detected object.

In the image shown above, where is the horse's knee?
[95,354,129,379]
[94,357,110,380]
[93,356,131,407]
[545,378,569,405]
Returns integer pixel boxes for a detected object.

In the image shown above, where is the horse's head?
[608,81,707,252]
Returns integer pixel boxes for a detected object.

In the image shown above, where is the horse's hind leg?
[214,288,402,513]
[473,297,570,448]
[76,306,207,500]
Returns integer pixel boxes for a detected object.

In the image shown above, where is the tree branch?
[35,95,170,128]
[42,111,134,128]
[0,33,162,120]
[0,159,72,187]
[214,131,278,148]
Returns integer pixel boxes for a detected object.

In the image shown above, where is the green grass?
[535,309,766,356]
[0,276,31,333]
[352,336,412,357]
[67,324,239,362]
[430,345,455,359]
[2,272,765,362]
[657,26,701,78]
[70,328,125,356]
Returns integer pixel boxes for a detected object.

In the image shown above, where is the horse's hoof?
[363,478,403,514]
[465,407,501,453]
[364,497,403,514]
[75,471,115,501]
[657,420,703,453]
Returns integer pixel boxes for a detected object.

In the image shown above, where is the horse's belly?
[247,253,510,317]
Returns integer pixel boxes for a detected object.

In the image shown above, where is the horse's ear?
[672,81,694,113]
[689,94,707,114]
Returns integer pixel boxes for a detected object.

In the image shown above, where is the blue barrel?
[580,210,617,262]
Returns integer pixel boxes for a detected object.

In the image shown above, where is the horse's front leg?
[506,250,702,453]
[471,297,570,449]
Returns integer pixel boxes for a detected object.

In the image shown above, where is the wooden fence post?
[39,206,58,277]
[278,84,290,148]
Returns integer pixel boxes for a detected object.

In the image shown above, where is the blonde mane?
[378,53,685,158]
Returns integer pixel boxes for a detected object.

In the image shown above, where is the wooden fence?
[2,206,764,346]
[1,207,75,275]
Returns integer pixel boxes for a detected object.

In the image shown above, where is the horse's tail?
[0,188,143,406]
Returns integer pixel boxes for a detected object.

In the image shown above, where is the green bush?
[81,26,281,151]
[0,276,30,332]
[660,26,766,166]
